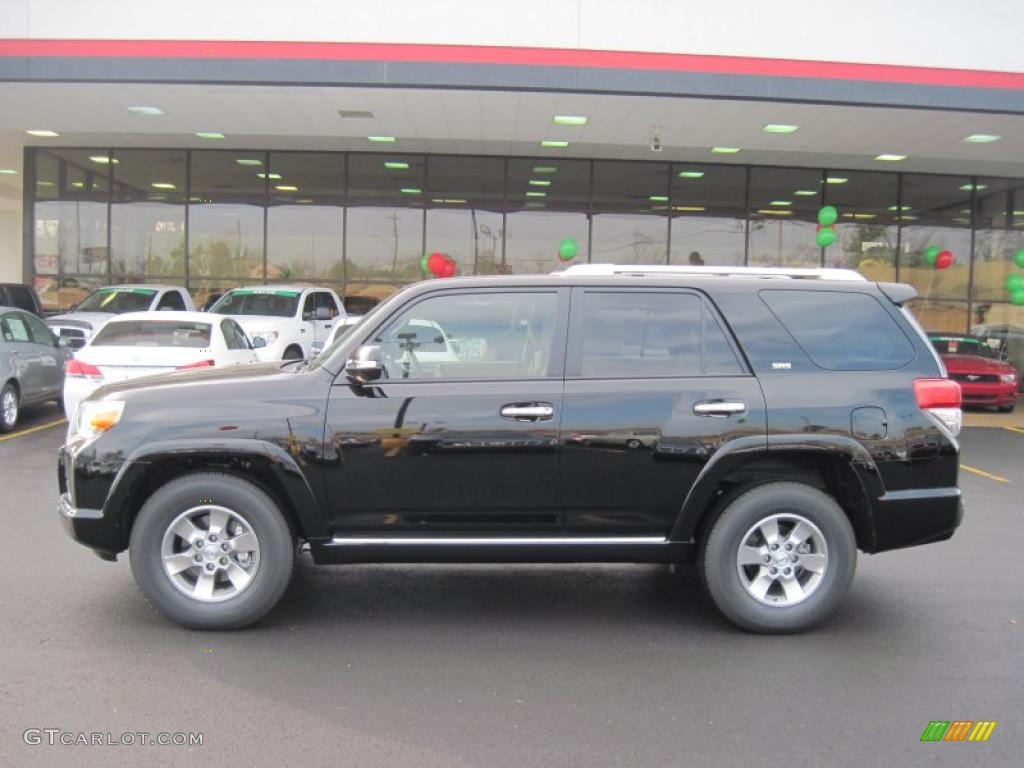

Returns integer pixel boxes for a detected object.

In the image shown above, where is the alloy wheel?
[735,512,828,606]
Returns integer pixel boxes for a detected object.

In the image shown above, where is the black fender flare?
[104,438,328,549]
[669,434,884,547]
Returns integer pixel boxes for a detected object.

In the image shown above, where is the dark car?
[0,282,46,318]
[58,265,963,633]
[928,333,1018,412]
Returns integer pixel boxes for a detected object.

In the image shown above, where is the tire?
[699,482,856,634]
[998,403,1015,413]
[0,381,19,433]
[282,345,304,361]
[129,472,295,630]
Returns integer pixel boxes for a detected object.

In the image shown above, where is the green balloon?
[558,238,579,261]
[420,253,430,273]
[816,227,836,247]
[817,205,838,226]
[1012,289,1024,306]
[1006,273,1024,293]
[923,245,941,265]
[1015,249,1024,269]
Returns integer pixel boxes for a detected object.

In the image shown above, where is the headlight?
[72,400,125,441]
[254,331,279,344]
[1000,373,1017,384]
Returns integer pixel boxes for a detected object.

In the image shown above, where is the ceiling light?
[25,129,59,137]
[763,124,799,134]
[70,181,84,188]
[794,190,817,196]
[526,191,547,197]
[126,106,163,115]
[0,169,18,175]
[195,132,225,140]
[151,182,176,189]
[825,177,848,184]
[1013,210,1024,216]
[431,198,467,204]
[711,147,740,154]
[400,187,421,194]
[275,185,298,192]
[528,179,552,187]
[541,140,569,148]
[887,205,912,211]
[963,134,1000,143]
[525,202,545,208]
[148,194,167,201]
[874,154,906,162]
[842,213,876,220]
[757,209,792,215]
[256,173,282,180]
[235,158,262,166]
[959,183,988,191]
[677,171,705,179]
[769,200,792,206]
[367,136,396,143]
[532,166,558,174]
[384,161,409,170]
[553,115,588,126]
[673,206,706,212]
[88,155,118,164]
[338,110,374,119]
[648,195,669,202]
[295,198,314,204]
[36,180,54,187]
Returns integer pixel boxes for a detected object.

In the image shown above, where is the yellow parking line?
[1003,426,1024,436]
[0,418,66,443]
[960,464,1009,483]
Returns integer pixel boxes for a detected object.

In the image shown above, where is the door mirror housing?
[251,336,267,349]
[345,345,384,384]
[57,335,70,348]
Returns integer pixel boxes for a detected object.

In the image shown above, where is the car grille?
[950,373,998,384]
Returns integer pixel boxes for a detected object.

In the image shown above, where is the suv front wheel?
[129,472,295,630]
[699,482,856,633]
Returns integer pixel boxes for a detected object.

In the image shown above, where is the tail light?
[914,378,962,436]
[66,358,103,379]
[176,359,215,370]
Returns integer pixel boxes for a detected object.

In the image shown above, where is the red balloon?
[440,259,457,278]
[426,252,447,276]
[935,250,954,270]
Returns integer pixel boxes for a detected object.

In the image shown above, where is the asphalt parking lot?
[1,402,1021,767]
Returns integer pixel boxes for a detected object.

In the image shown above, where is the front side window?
[575,291,743,378]
[220,319,251,350]
[210,289,300,318]
[24,314,56,346]
[372,292,559,380]
[76,287,157,314]
[0,313,31,343]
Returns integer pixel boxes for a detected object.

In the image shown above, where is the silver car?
[1,308,66,431]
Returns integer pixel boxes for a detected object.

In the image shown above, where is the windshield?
[91,320,212,348]
[929,335,1000,360]
[75,288,157,314]
[210,289,300,318]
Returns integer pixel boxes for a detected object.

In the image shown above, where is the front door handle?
[501,403,555,421]
[693,400,747,417]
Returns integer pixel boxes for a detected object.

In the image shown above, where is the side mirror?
[57,335,70,349]
[345,344,384,384]
[252,336,267,349]
[314,306,332,321]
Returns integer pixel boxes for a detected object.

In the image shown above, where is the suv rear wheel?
[129,472,294,630]
[699,482,856,633]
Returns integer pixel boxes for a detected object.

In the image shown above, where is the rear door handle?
[501,403,555,421]
[693,400,747,417]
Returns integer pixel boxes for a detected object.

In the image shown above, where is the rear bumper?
[870,487,963,553]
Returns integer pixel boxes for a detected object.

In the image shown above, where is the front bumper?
[58,492,117,561]
[958,382,1017,406]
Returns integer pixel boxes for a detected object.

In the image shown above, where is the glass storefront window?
[505,158,590,272]
[971,179,1024,304]
[110,149,186,282]
[748,167,823,267]
[591,161,668,265]
[188,151,266,281]
[33,149,111,279]
[425,155,504,276]
[908,299,969,334]
[669,163,746,266]
[823,170,897,282]
[899,174,972,301]
[346,154,424,283]
[266,153,344,282]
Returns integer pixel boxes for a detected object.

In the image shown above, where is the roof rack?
[556,264,868,282]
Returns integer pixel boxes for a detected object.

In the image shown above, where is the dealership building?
[1,0,1023,332]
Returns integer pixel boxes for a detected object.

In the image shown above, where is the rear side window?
[576,291,744,378]
[92,320,212,349]
[759,290,915,371]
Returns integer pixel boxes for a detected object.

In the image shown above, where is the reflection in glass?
[971,180,1024,304]
[908,299,968,334]
[506,158,589,272]
[823,170,897,282]
[899,174,972,301]
[426,156,504,275]
[748,167,822,267]
[670,163,746,265]
[591,161,668,264]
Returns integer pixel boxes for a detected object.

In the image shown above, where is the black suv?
[58,266,963,633]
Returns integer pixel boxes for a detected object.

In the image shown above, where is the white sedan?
[63,311,259,419]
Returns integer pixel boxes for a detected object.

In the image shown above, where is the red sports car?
[928,333,1019,413]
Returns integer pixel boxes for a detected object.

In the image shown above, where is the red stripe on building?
[0,39,1022,90]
